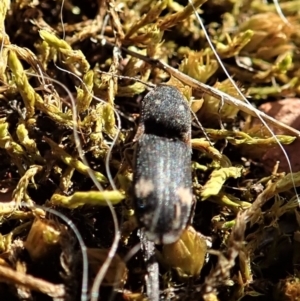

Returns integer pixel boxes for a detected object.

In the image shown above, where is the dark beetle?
[133,85,193,244]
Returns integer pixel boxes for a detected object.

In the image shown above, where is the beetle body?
[133,85,192,244]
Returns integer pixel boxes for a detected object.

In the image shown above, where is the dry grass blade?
[119,47,300,137]
[0,264,65,299]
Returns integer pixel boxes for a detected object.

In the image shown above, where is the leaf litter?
[0,0,300,300]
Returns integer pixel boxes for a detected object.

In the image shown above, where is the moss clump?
[0,0,300,300]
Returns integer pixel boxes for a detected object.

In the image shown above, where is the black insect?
[133,84,193,244]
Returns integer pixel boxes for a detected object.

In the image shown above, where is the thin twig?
[114,45,300,138]
[0,264,65,299]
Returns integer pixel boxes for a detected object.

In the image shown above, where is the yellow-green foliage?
[1,0,300,300]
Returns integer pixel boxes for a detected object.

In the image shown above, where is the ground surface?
[1,0,300,300]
